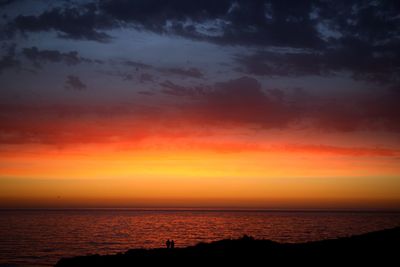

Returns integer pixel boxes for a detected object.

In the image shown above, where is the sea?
[0,209,399,266]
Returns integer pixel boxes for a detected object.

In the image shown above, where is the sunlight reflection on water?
[0,210,399,266]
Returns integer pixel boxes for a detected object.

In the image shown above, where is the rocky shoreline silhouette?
[56,227,399,266]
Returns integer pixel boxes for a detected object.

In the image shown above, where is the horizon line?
[1,207,399,213]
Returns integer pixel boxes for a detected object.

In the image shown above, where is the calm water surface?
[0,210,399,266]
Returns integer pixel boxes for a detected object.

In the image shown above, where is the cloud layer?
[0,0,399,145]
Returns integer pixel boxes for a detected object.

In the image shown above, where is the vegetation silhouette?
[56,227,400,266]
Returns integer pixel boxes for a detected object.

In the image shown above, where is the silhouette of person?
[166,239,171,249]
[171,240,175,249]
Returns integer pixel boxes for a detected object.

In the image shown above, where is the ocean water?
[0,210,399,266]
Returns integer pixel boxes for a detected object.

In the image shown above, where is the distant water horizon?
[1,209,399,266]
[2,207,400,212]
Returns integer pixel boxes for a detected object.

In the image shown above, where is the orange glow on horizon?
[1,129,399,209]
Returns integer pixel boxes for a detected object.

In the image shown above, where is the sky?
[0,0,399,209]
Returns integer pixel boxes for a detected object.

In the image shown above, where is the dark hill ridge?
[55,227,400,266]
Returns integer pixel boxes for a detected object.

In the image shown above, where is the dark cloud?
[160,76,302,127]
[235,51,325,76]
[0,43,19,74]
[22,46,90,68]
[16,0,400,90]
[1,76,400,147]
[98,0,231,31]
[312,101,365,132]
[3,0,399,86]
[124,60,152,70]
[310,90,400,133]
[196,76,298,127]
[160,76,400,132]
[231,1,400,87]
[98,70,129,80]
[216,0,321,48]
[160,80,203,97]
[162,67,203,79]
[122,73,133,81]
[360,91,400,132]
[236,37,400,88]
[3,0,397,87]
[12,4,112,42]
[140,73,153,83]
[0,0,15,7]
[4,0,399,52]
[124,60,204,79]
[99,0,399,86]
[98,0,322,48]
[65,75,87,91]
[3,0,323,48]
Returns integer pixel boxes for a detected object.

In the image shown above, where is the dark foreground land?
[56,227,400,266]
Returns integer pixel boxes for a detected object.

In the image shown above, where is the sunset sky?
[0,0,399,209]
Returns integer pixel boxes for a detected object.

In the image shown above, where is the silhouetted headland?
[55,227,400,266]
